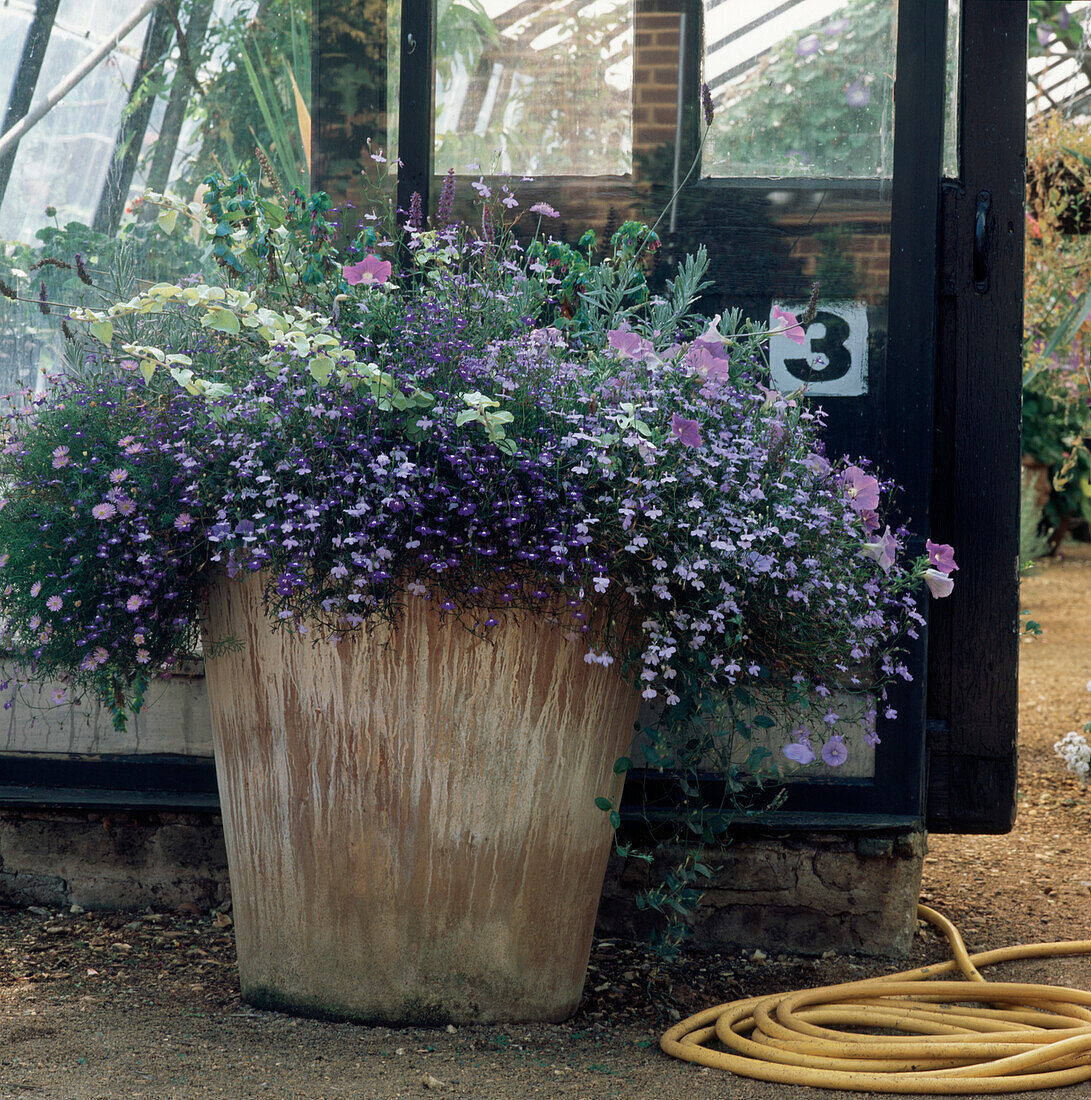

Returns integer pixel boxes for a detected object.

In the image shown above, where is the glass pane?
[314,0,400,195]
[0,0,149,243]
[703,0,897,178]
[943,0,959,178]
[0,675,214,757]
[0,0,317,758]
[434,0,633,176]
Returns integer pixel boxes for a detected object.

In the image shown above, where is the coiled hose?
[661,904,1091,1093]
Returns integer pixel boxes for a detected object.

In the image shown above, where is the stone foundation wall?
[0,809,923,958]
[0,809,229,912]
[596,827,926,958]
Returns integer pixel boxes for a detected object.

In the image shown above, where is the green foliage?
[170,0,311,196]
[1023,113,1091,543]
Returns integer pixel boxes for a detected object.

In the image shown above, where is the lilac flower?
[530,202,560,218]
[1037,23,1053,46]
[845,80,871,108]
[46,596,62,611]
[821,736,849,767]
[344,255,392,287]
[923,568,955,598]
[435,168,456,229]
[824,17,849,35]
[126,595,144,612]
[51,446,70,469]
[50,688,66,706]
[108,468,128,484]
[670,413,704,449]
[30,581,40,597]
[174,513,195,532]
[771,305,806,345]
[925,539,958,573]
[91,502,117,521]
[407,191,423,229]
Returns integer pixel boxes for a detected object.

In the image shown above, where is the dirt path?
[3,550,1091,1099]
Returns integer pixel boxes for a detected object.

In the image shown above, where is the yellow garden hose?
[661,904,1091,1093]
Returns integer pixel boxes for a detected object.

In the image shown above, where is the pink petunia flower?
[821,736,849,767]
[670,413,704,449]
[783,741,815,765]
[923,568,955,598]
[862,525,900,573]
[771,305,806,345]
[607,326,655,361]
[842,466,880,512]
[343,254,392,287]
[925,539,958,573]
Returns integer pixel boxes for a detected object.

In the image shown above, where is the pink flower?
[862,526,900,573]
[687,342,731,382]
[47,595,63,611]
[529,202,560,218]
[174,512,194,532]
[783,741,815,765]
[670,413,704,449]
[343,254,392,287]
[925,539,958,573]
[607,326,655,361]
[126,595,143,612]
[842,466,880,512]
[91,502,117,521]
[771,304,806,345]
[51,446,70,469]
[923,568,955,598]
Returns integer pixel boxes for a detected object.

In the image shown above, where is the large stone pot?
[203,573,640,1024]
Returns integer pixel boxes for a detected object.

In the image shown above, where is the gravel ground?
[3,547,1091,1099]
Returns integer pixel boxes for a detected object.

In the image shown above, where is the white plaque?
[769,301,868,397]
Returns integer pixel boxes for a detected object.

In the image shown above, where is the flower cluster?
[0,170,953,766]
[1053,679,1091,785]
[0,378,210,717]
[1055,728,1091,784]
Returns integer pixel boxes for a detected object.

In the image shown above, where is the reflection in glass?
[703,0,897,178]
[434,0,632,176]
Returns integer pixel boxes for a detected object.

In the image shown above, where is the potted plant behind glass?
[0,150,956,1023]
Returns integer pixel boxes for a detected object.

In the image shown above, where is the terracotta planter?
[203,573,640,1024]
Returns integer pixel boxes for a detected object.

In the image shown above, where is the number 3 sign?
[769,301,869,397]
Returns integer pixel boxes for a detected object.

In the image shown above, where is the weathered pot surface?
[203,573,640,1024]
